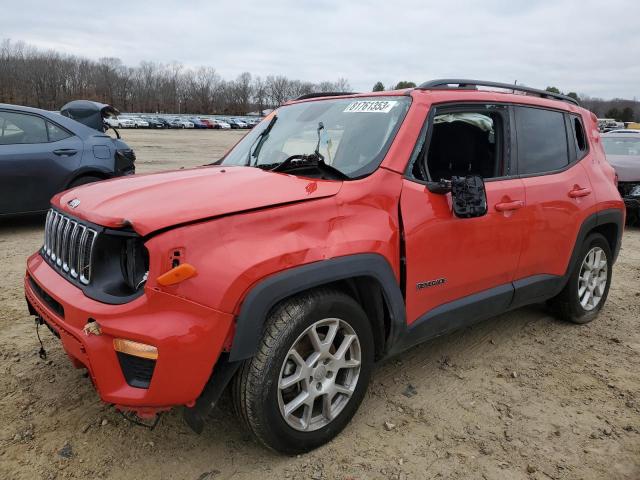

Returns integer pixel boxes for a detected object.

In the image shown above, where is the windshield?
[221,96,411,178]
[603,137,640,156]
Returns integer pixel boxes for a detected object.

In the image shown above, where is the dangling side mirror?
[451,175,487,218]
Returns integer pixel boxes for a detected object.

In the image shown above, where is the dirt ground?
[1,129,639,480]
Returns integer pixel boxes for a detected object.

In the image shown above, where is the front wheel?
[549,233,612,324]
[232,289,374,454]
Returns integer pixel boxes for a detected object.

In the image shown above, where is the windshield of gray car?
[603,136,640,156]
[220,96,411,179]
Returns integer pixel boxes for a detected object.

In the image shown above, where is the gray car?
[0,101,135,215]
[602,131,640,223]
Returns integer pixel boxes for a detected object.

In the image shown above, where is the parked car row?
[104,114,261,130]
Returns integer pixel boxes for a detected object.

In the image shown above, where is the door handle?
[53,149,78,156]
[495,200,524,212]
[568,186,592,198]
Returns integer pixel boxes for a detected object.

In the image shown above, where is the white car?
[121,116,148,128]
[213,119,231,129]
[104,117,120,128]
[115,117,135,128]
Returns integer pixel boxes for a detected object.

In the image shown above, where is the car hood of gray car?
[606,154,640,182]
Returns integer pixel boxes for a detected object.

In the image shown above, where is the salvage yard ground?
[1,129,639,480]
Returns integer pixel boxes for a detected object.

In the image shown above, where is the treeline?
[0,39,350,115]
[545,86,639,122]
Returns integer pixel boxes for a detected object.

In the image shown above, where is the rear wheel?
[232,289,374,454]
[549,233,612,324]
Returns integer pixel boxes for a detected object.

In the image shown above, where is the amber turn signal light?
[156,263,197,286]
[113,339,158,360]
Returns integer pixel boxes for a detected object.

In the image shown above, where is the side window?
[572,115,588,160]
[411,107,506,182]
[515,106,569,175]
[47,121,72,142]
[0,111,48,145]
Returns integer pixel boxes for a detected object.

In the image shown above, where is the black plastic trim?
[183,353,241,433]
[228,254,406,362]
[387,283,514,357]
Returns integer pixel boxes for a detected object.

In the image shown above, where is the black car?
[0,100,135,215]
[155,117,173,128]
[142,116,165,129]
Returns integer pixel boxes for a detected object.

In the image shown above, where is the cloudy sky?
[2,0,639,99]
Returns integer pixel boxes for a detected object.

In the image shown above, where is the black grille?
[28,276,64,319]
[116,352,156,389]
[618,181,639,198]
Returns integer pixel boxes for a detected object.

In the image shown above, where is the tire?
[68,175,103,188]
[549,233,612,324]
[232,289,374,454]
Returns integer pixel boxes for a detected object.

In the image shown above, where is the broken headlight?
[120,238,149,291]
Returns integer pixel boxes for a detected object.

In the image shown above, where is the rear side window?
[572,116,588,159]
[47,121,72,142]
[515,106,569,175]
[0,111,48,145]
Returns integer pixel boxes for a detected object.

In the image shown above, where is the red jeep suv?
[25,80,624,453]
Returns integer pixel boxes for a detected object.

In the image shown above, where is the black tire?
[232,289,374,454]
[549,233,612,324]
[68,175,103,188]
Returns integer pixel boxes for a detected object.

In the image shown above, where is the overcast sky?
[2,0,639,99]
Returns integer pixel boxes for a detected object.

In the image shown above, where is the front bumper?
[623,197,640,209]
[25,253,234,413]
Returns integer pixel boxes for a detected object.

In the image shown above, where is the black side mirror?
[451,175,487,218]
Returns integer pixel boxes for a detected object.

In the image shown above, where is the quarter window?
[572,116,588,159]
[515,106,569,174]
[0,111,48,145]
[47,121,72,142]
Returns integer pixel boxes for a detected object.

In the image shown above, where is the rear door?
[0,110,82,214]
[400,103,526,326]
[511,105,596,300]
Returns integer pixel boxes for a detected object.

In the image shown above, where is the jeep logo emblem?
[68,198,81,209]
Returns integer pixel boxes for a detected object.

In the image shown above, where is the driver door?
[400,104,525,328]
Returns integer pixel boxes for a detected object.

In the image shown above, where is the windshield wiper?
[258,153,349,180]
[245,115,278,166]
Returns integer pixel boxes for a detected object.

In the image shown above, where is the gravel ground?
[1,129,639,480]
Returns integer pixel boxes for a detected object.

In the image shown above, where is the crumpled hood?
[53,166,342,235]
[607,155,640,182]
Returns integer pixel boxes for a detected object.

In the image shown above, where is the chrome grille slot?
[41,209,98,285]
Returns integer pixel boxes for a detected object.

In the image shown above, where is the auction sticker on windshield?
[344,100,397,113]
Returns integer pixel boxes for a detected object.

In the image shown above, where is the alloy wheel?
[578,246,608,311]
[277,318,361,432]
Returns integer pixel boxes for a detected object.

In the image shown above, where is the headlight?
[120,238,149,291]
[630,184,640,197]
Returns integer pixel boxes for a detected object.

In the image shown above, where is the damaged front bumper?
[24,252,234,419]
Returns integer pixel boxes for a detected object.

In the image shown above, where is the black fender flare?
[228,253,406,362]
[566,208,624,274]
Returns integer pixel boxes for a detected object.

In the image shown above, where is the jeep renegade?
[25,80,625,453]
